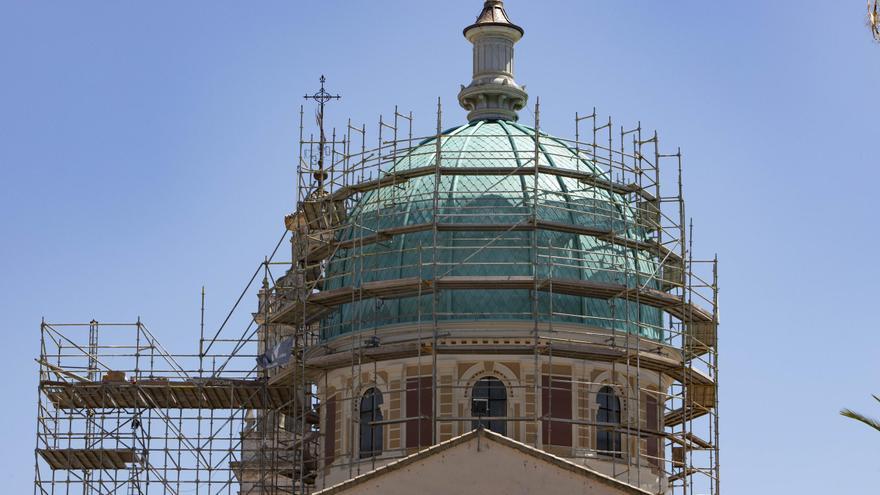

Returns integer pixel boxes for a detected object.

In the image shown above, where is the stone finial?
[458,1,528,122]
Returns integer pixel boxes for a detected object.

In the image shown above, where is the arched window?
[596,386,622,457]
[359,388,383,459]
[471,377,507,435]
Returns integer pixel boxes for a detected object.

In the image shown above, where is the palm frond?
[871,0,880,41]
[840,407,880,432]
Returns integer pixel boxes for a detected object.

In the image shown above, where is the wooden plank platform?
[38,448,136,470]
[328,165,656,203]
[667,431,713,450]
[267,298,336,326]
[665,405,711,428]
[270,274,712,327]
[668,467,699,483]
[296,218,682,271]
[41,379,299,410]
[665,381,716,427]
[617,353,714,387]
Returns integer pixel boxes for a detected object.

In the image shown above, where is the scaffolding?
[34,98,719,495]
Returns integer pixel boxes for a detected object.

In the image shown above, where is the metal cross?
[304,75,341,191]
[304,75,341,106]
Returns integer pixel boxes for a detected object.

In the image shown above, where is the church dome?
[320,119,667,341]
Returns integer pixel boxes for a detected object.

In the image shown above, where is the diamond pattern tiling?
[319,120,669,342]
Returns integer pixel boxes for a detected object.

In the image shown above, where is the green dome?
[320,120,665,341]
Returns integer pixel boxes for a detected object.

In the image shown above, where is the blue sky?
[1,0,878,492]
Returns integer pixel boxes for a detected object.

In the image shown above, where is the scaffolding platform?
[328,165,657,204]
[38,448,137,470]
[668,467,700,483]
[293,219,682,271]
[270,275,713,326]
[667,431,713,450]
[41,379,298,410]
[665,403,712,428]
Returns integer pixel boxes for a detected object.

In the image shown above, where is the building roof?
[464,0,524,36]
[320,120,664,342]
[314,428,652,495]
